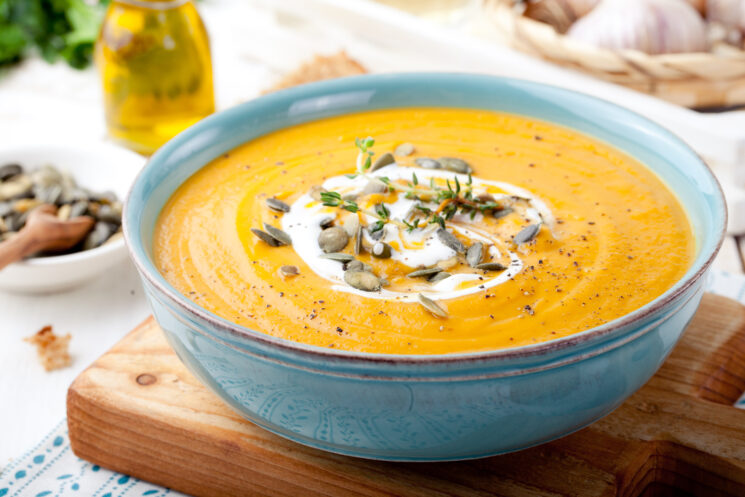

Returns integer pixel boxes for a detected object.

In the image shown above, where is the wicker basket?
[483,0,745,108]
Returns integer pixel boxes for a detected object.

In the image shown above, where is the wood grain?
[68,293,745,497]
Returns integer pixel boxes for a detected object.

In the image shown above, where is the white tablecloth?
[0,259,150,468]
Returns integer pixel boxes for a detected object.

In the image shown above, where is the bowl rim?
[124,72,727,365]
[0,140,142,269]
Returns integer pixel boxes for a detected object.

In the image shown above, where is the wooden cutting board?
[67,293,745,497]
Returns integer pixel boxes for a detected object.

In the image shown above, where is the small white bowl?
[0,141,145,293]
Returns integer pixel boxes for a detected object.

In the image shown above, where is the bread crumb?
[24,326,71,371]
[265,51,367,93]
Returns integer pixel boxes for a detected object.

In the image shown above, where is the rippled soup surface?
[153,108,694,355]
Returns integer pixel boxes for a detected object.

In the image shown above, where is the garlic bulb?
[708,0,745,33]
[567,0,708,54]
[708,22,743,52]
[523,0,600,33]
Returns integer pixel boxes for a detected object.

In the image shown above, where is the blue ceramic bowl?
[124,74,726,461]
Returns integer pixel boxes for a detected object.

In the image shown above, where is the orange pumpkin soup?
[153,108,694,355]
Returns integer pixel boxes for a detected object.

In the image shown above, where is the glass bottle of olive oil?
[96,0,215,155]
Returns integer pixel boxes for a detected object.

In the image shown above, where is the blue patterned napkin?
[3,270,745,497]
[0,421,185,497]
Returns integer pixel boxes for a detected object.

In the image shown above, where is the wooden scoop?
[0,204,95,271]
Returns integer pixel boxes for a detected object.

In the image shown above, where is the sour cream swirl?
[282,164,553,302]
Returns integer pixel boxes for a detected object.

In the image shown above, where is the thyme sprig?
[354,136,376,175]
[324,137,506,233]
[320,191,406,231]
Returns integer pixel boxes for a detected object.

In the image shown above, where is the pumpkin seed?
[318,226,349,253]
[476,192,496,203]
[0,175,32,201]
[345,260,364,272]
[263,223,291,246]
[309,185,326,202]
[87,202,101,217]
[104,231,123,245]
[59,169,75,187]
[92,190,118,204]
[96,204,121,224]
[342,193,359,202]
[466,242,483,267]
[67,187,90,203]
[429,271,451,283]
[29,165,62,188]
[35,184,62,205]
[0,163,125,252]
[369,225,385,241]
[279,265,300,277]
[57,204,72,221]
[407,267,442,278]
[514,224,541,245]
[84,222,115,250]
[0,164,22,181]
[417,293,448,318]
[69,200,88,218]
[394,143,415,156]
[6,212,27,231]
[493,207,513,219]
[362,179,388,195]
[344,270,381,292]
[415,158,441,169]
[266,197,291,213]
[343,215,360,237]
[372,242,392,259]
[436,256,459,270]
[370,152,395,172]
[511,195,531,203]
[438,157,472,174]
[12,211,26,231]
[58,187,75,204]
[437,228,465,254]
[354,225,363,256]
[320,252,355,262]
[318,216,335,229]
[12,198,40,213]
[251,228,280,246]
[476,262,507,271]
